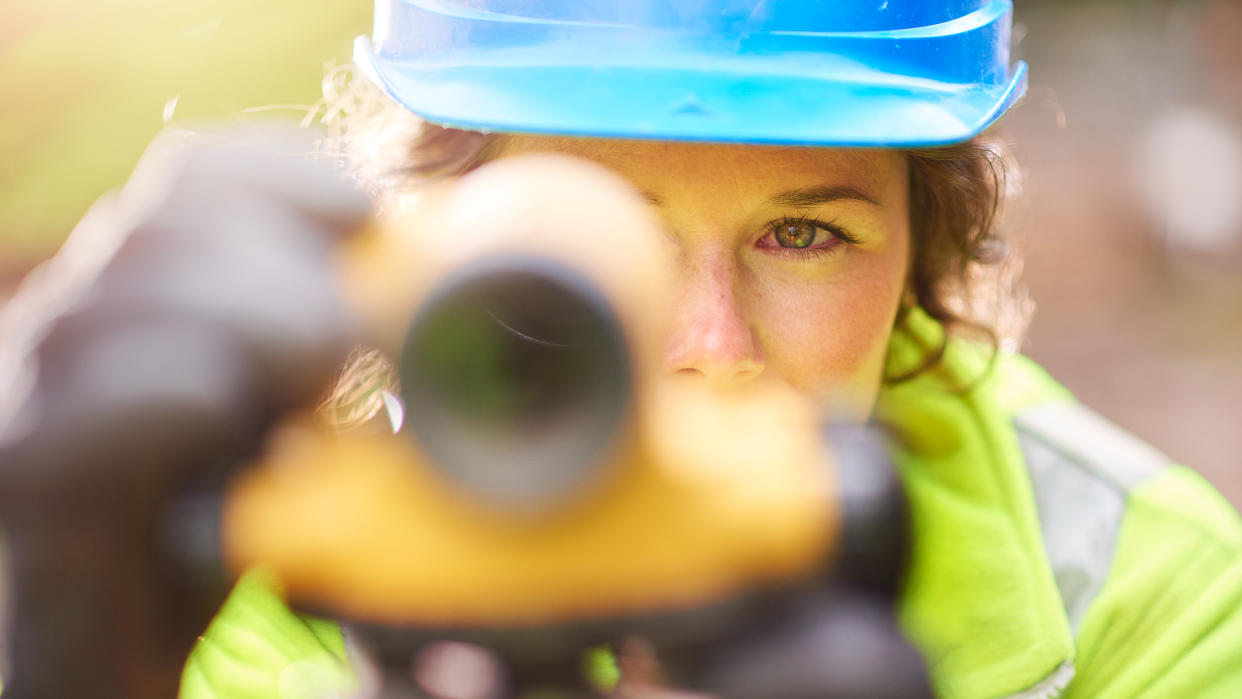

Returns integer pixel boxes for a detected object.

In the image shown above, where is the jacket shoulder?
[1068,464,1242,698]
[881,324,1242,698]
[179,569,354,699]
[983,354,1242,699]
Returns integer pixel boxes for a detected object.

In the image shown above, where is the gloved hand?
[0,125,370,699]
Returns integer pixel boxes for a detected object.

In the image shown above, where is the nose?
[664,249,765,386]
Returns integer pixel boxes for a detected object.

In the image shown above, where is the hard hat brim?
[355,35,1026,148]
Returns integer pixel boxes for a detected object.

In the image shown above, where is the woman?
[4,1,1241,698]
[178,1,1242,697]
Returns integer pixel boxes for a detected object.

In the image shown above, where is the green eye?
[774,220,817,248]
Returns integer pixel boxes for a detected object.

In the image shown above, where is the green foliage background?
[0,0,371,274]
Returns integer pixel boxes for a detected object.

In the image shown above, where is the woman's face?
[497,136,911,417]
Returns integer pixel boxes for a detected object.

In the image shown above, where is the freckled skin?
[497,137,911,418]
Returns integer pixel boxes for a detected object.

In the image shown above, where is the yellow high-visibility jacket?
[182,310,1242,699]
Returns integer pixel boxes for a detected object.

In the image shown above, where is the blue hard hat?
[354,0,1028,147]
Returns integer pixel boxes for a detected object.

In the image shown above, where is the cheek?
[751,250,907,413]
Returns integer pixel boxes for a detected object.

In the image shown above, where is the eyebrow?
[767,185,880,208]
[639,184,880,209]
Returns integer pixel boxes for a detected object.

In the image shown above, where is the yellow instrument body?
[220,153,841,629]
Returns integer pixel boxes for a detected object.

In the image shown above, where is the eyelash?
[759,215,861,260]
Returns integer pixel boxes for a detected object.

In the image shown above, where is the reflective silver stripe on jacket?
[1001,401,1173,698]
[1016,401,1171,630]
[1004,659,1076,699]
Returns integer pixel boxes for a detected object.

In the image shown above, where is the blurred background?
[2,0,1240,504]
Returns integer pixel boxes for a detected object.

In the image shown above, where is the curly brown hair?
[893,142,1027,381]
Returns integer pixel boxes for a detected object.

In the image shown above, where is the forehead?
[496,135,905,199]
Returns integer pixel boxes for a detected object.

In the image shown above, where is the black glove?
[0,125,370,699]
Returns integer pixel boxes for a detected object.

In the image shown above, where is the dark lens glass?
[401,256,631,505]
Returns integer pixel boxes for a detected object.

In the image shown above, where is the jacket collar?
[875,310,1075,698]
